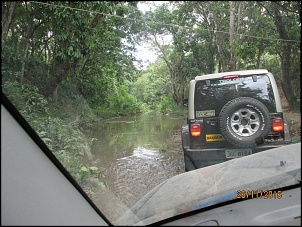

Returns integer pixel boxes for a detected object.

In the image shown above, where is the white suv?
[181,69,292,171]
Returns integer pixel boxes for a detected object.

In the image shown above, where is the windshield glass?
[2,1,301,225]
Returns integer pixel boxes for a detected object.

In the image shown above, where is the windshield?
[2,1,301,226]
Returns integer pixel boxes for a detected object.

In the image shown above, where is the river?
[84,111,187,209]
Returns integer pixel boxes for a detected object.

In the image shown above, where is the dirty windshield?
[2,1,300,225]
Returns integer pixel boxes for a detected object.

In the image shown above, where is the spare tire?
[219,97,271,148]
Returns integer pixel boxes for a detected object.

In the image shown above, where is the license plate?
[225,149,252,158]
[206,134,225,142]
[196,110,215,118]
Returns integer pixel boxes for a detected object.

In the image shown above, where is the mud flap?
[283,122,292,143]
[181,124,190,151]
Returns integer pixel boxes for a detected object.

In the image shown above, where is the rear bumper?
[184,144,290,171]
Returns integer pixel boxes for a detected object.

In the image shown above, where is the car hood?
[116,143,301,226]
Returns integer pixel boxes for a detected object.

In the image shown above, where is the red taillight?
[223,75,239,79]
[272,118,284,132]
[191,124,201,137]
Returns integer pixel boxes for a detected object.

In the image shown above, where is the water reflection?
[85,111,186,207]
[118,147,160,160]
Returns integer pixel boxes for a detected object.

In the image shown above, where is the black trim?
[147,183,301,226]
[2,92,113,226]
[206,79,211,86]
[252,74,258,82]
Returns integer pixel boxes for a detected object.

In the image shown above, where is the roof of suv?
[194,69,269,81]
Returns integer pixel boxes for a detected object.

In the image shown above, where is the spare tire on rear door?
[219,97,271,148]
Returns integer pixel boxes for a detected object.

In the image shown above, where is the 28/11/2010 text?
[237,190,282,199]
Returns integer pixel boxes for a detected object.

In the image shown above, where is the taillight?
[272,118,284,132]
[222,75,239,79]
[191,124,201,137]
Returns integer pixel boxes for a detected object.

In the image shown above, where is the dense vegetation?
[2,1,301,195]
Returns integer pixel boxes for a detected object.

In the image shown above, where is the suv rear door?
[190,74,278,148]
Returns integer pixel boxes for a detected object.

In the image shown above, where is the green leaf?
[42,138,52,142]
[89,166,99,171]
[80,166,89,172]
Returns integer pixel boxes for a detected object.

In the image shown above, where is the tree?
[2,2,19,40]
[258,1,300,110]
[140,4,186,106]
[2,1,143,111]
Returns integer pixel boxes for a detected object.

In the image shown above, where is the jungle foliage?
[2,1,300,114]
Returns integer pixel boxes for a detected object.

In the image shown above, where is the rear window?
[194,74,276,117]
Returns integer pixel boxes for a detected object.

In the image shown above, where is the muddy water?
[85,111,186,208]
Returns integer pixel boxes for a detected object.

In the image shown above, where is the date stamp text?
[237,190,282,199]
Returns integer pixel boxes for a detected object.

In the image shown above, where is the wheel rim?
[230,108,260,137]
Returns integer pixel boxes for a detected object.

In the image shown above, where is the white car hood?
[117,143,301,225]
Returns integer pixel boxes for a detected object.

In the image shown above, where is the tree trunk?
[153,34,185,106]
[229,1,236,71]
[208,38,215,73]
[272,4,300,111]
[235,2,244,70]
[279,45,300,110]
[21,40,30,83]
[21,12,35,83]
[207,3,228,72]
[42,54,72,99]
[1,2,18,40]
[177,53,185,107]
